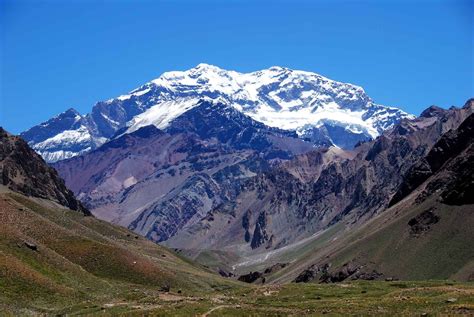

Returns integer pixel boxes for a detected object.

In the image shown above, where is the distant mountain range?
[52,90,473,281]
[6,64,473,286]
[21,64,413,162]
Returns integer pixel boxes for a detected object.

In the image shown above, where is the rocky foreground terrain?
[0,128,89,214]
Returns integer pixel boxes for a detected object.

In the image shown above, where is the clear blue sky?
[1,0,472,134]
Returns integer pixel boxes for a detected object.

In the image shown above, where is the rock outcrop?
[0,128,90,215]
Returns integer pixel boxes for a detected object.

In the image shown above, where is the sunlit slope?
[266,193,474,284]
[0,190,240,314]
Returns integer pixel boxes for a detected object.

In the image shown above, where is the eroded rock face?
[356,271,384,281]
[294,269,316,283]
[295,261,383,284]
[251,211,269,249]
[130,173,227,242]
[238,271,262,283]
[242,210,252,243]
[294,264,330,283]
[440,146,474,205]
[408,209,440,236]
[0,128,89,215]
[389,159,433,207]
[320,262,361,283]
[218,268,234,278]
[393,113,474,206]
[238,263,288,283]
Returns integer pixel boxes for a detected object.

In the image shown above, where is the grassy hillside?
[265,191,474,284]
[0,190,241,314]
[329,197,474,281]
[1,190,474,315]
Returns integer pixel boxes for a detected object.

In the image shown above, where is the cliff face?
[0,128,90,215]
[412,113,474,205]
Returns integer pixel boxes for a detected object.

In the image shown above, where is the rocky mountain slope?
[53,94,374,246]
[265,111,474,284]
[0,127,89,214]
[53,98,473,275]
[21,64,412,162]
[167,100,473,260]
[53,99,319,243]
[390,110,474,206]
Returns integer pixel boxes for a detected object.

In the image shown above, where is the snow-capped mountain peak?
[21,64,414,162]
[129,63,405,138]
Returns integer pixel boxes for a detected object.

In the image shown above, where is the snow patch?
[126,99,200,133]
[33,126,92,150]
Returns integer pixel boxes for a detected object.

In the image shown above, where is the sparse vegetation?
[0,191,241,314]
[1,192,473,316]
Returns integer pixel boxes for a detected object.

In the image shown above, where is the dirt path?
[201,305,237,317]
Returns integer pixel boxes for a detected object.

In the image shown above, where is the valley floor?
[3,280,474,316]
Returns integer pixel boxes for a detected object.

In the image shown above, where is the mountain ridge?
[0,127,90,214]
[53,100,472,268]
[21,64,413,162]
[160,100,472,271]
